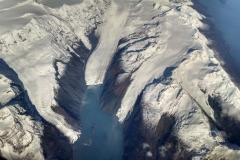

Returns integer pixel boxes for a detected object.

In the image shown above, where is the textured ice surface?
[99,0,240,157]
[0,0,45,35]
[85,0,128,85]
[1,0,240,159]
[0,0,110,145]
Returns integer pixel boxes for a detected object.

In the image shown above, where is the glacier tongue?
[85,0,128,85]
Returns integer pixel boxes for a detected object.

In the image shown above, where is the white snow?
[85,0,128,85]
[96,0,240,157]
[0,0,45,35]
[0,75,15,106]
[205,145,240,159]
[56,61,66,78]
[0,0,111,144]
[116,2,205,122]
[0,105,44,160]
[1,0,240,159]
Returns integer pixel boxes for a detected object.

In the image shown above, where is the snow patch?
[0,75,15,106]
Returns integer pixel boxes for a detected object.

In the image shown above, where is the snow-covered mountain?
[0,0,110,159]
[1,0,240,159]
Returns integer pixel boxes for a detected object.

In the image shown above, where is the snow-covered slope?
[0,0,109,141]
[1,0,240,159]
[0,0,111,159]
[0,59,44,160]
[99,0,240,159]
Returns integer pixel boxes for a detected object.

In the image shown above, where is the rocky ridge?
[0,0,110,159]
[100,0,240,159]
[1,0,240,159]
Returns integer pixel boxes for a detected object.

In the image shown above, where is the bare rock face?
[100,52,131,115]
[41,122,73,160]
[122,92,181,160]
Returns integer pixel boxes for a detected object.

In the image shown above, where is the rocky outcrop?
[99,1,240,159]
[122,92,183,160]
[208,95,240,147]
[41,121,73,160]
[100,50,131,115]
[0,59,44,159]
[53,40,89,129]
[0,0,111,159]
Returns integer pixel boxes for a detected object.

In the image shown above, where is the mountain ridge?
[1,0,240,159]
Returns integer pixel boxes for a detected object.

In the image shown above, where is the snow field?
[0,0,111,143]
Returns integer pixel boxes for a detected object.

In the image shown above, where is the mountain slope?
[0,0,110,159]
[1,0,240,159]
[99,0,240,159]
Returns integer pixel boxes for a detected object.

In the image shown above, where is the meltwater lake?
[195,0,240,65]
[73,86,123,160]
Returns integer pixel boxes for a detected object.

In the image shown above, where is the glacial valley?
[0,0,240,159]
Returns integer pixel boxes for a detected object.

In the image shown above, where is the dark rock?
[122,92,194,160]
[100,50,131,115]
[208,95,240,147]
[41,121,73,160]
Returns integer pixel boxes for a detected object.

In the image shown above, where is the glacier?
[0,0,240,159]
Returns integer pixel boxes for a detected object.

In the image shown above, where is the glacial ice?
[1,0,240,159]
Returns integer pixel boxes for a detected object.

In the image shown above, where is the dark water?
[73,86,123,160]
[196,0,240,65]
